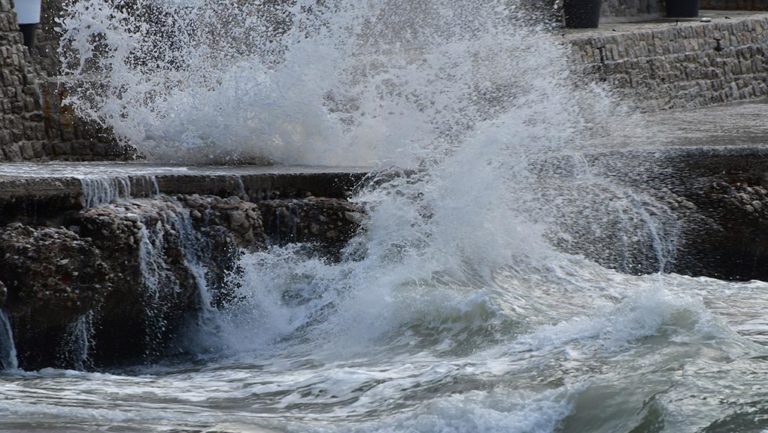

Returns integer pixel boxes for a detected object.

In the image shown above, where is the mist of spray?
[59,0,675,357]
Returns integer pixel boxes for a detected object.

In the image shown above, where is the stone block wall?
[0,0,125,162]
[569,15,768,109]
[30,0,62,77]
[0,0,48,162]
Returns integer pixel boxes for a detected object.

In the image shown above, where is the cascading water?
[80,175,160,207]
[0,309,17,371]
[133,199,221,359]
[80,176,132,208]
[2,0,767,432]
[60,312,96,371]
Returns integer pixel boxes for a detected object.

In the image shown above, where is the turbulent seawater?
[2,0,768,432]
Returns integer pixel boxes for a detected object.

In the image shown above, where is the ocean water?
[2,0,768,432]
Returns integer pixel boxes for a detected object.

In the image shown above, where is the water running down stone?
[0,309,17,371]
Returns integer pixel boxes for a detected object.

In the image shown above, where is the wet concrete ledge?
[0,164,370,223]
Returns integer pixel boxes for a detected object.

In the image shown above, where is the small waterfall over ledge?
[135,200,220,359]
[80,175,161,208]
[60,312,95,371]
[0,309,18,371]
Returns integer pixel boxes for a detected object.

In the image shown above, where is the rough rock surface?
[0,192,364,369]
[674,181,768,280]
[76,196,265,365]
[258,197,364,257]
[179,195,267,249]
[0,223,111,368]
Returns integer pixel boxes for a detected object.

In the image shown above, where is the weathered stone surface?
[672,180,768,280]
[0,223,111,369]
[76,196,262,364]
[0,169,368,226]
[0,1,130,162]
[259,197,364,257]
[0,193,282,369]
[570,147,768,280]
[568,15,768,109]
[180,194,267,248]
[0,224,109,319]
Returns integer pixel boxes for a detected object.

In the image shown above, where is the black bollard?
[19,23,36,49]
[15,0,41,49]
[563,0,603,29]
[667,0,699,18]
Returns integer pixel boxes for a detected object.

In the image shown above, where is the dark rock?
[674,180,768,281]
[76,196,260,364]
[178,195,267,248]
[0,280,6,306]
[0,181,366,369]
[258,197,364,259]
[0,224,111,369]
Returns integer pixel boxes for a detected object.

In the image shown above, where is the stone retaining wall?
[0,0,125,162]
[569,15,768,109]
[0,0,48,161]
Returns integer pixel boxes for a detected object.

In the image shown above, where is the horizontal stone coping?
[0,165,371,204]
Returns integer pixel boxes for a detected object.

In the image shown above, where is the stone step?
[0,165,370,222]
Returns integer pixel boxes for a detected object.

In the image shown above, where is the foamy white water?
[1,0,767,432]
[0,309,17,371]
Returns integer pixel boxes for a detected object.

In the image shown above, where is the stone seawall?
[0,0,48,161]
[568,14,768,109]
[0,0,124,162]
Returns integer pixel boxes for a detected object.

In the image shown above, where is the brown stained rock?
[0,224,110,319]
